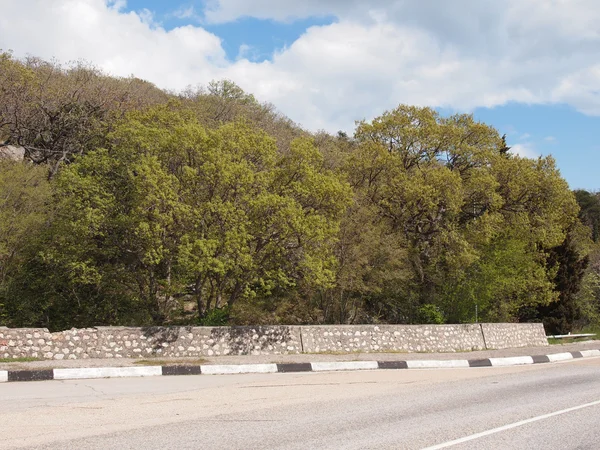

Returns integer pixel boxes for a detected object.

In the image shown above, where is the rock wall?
[0,326,302,360]
[480,323,548,349]
[0,323,548,360]
[300,324,486,353]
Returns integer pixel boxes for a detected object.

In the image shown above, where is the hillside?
[0,52,597,333]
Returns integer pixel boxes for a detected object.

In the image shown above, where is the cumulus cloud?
[171,4,202,22]
[1,0,599,132]
[0,0,227,90]
[202,0,353,23]
[510,143,540,159]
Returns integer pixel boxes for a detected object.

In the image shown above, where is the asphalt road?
[2,358,600,449]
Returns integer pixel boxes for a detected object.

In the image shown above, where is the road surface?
[2,358,599,449]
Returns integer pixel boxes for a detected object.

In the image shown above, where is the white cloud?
[0,0,227,90]
[510,143,540,159]
[1,0,600,133]
[544,136,557,143]
[202,0,352,23]
[107,0,126,11]
[171,5,202,22]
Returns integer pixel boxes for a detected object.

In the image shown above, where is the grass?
[548,336,593,345]
[547,325,599,345]
[133,358,206,366]
[0,357,40,363]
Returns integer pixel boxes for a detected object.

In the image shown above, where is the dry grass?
[0,357,40,363]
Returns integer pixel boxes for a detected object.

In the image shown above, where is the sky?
[1,0,599,189]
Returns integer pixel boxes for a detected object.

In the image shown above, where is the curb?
[1,350,599,383]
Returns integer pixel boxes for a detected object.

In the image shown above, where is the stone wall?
[300,324,486,353]
[0,326,302,360]
[480,323,548,349]
[0,323,548,360]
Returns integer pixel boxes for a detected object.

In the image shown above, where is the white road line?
[489,356,534,366]
[422,399,600,449]
[200,364,278,375]
[579,349,600,357]
[547,352,574,362]
[406,360,469,369]
[310,361,379,372]
[53,366,162,380]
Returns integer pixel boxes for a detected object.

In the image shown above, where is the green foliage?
[535,232,589,334]
[0,302,6,325]
[8,106,351,328]
[0,161,52,327]
[199,307,231,326]
[565,192,600,331]
[574,190,600,242]
[417,304,445,324]
[0,52,587,329]
[346,105,577,324]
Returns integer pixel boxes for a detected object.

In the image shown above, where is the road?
[1,358,599,449]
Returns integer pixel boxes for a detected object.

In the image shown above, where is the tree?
[0,52,168,177]
[574,190,600,242]
[13,105,351,329]
[344,105,579,323]
[0,161,50,285]
[537,231,589,334]
[181,79,306,155]
[349,106,506,321]
[0,161,51,326]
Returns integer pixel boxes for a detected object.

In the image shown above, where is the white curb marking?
[547,352,574,362]
[423,398,600,449]
[310,361,379,372]
[200,364,278,375]
[406,360,469,369]
[53,366,162,380]
[3,347,599,383]
[489,356,534,367]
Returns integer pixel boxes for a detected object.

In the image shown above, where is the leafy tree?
[574,190,600,242]
[443,233,558,323]
[536,232,589,334]
[0,52,168,177]
[349,106,506,321]
[181,80,305,155]
[0,161,51,326]
[0,57,586,331]
[0,161,50,286]
[14,106,351,329]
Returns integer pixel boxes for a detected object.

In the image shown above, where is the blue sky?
[473,104,600,190]
[2,0,599,189]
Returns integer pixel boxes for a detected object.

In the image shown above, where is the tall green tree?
[0,161,51,325]
[11,105,351,329]
[537,232,589,334]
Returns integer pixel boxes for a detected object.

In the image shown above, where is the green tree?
[0,52,168,177]
[537,231,589,334]
[574,190,600,242]
[0,161,51,326]
[349,106,506,321]
[14,106,351,329]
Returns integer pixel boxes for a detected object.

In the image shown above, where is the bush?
[199,307,231,326]
[417,304,445,324]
